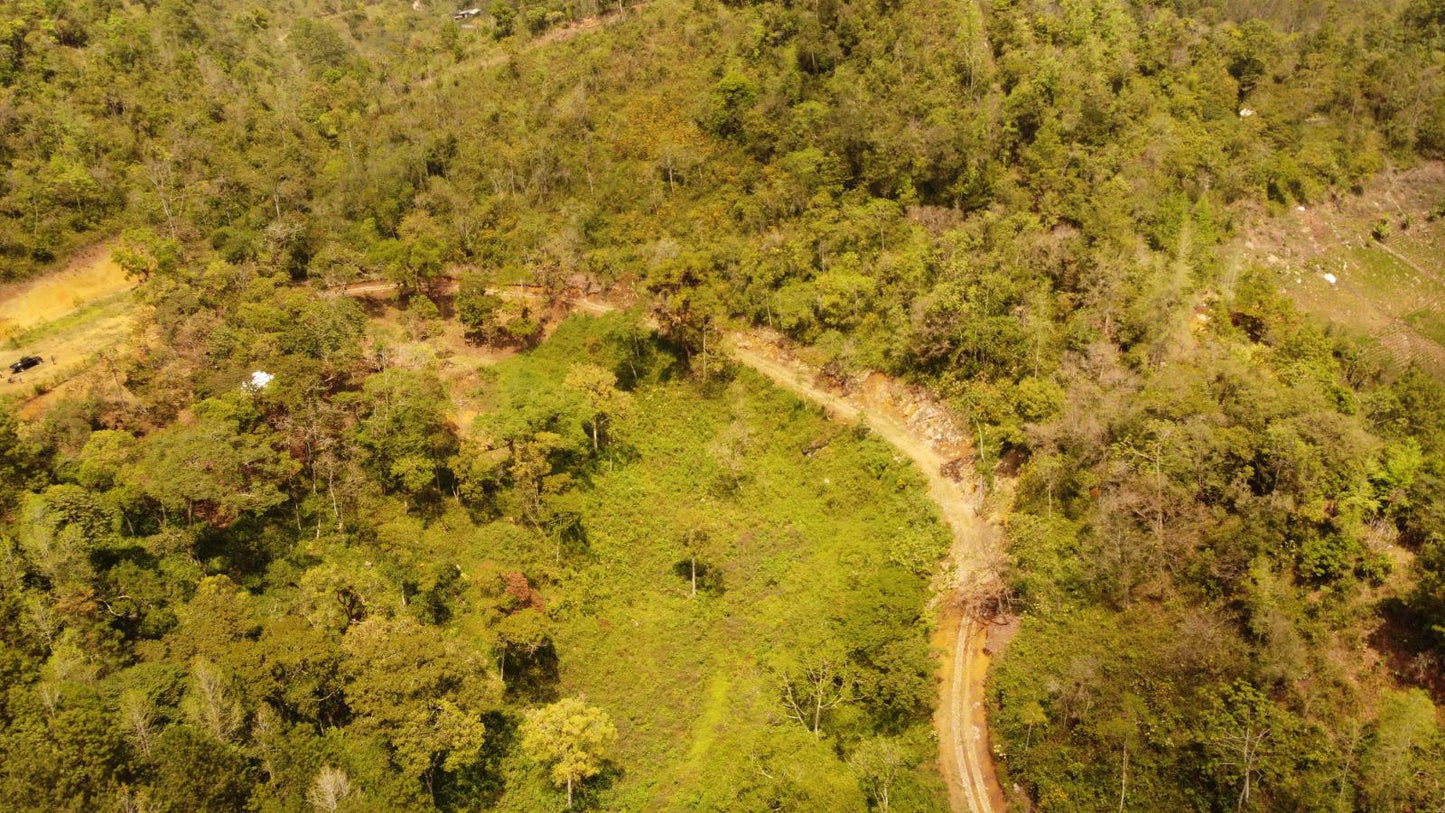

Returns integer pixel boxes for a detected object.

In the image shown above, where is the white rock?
[1323,273,1337,285]
[1239,108,1257,118]
[246,371,274,391]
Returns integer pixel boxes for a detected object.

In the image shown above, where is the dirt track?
[727,336,1005,813]
[338,278,1007,811]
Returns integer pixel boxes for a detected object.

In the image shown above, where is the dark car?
[8,355,42,375]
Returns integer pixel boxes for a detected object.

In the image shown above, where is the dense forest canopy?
[3,0,1445,809]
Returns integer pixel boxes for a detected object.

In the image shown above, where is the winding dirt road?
[726,337,1005,813]
[340,279,1006,811]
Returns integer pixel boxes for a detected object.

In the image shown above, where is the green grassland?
[1272,215,1445,374]
[381,315,951,809]
[1404,307,1445,346]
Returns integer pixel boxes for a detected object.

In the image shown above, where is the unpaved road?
[727,337,1005,813]
[337,278,1006,812]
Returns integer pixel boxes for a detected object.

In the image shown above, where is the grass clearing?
[1235,162,1445,374]
[0,244,140,408]
[0,242,131,340]
[414,315,951,810]
[1404,308,1445,346]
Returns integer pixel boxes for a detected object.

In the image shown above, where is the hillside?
[3,0,1445,810]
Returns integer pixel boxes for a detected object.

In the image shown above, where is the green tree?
[491,0,517,38]
[848,736,908,812]
[496,607,552,683]
[114,228,181,282]
[148,725,253,813]
[521,697,618,807]
[351,370,456,502]
[0,404,44,512]
[341,615,498,794]
[1358,689,1445,809]
[127,395,295,528]
[455,276,505,343]
[564,363,631,452]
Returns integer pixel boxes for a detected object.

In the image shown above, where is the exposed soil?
[726,332,1007,813]
[327,277,1012,812]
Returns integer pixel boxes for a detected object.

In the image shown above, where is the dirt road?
[333,278,1007,811]
[727,336,1005,813]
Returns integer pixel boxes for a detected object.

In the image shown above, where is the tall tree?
[564,364,630,452]
[521,697,617,808]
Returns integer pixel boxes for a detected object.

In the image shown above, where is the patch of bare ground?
[349,292,523,435]
[725,329,1009,813]
[1228,161,1445,374]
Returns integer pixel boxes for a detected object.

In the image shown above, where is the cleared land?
[728,333,1007,813]
[462,315,953,809]
[351,294,519,433]
[1233,162,1445,373]
[0,243,138,412]
[350,281,1006,811]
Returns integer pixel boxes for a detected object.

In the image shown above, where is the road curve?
[334,278,1005,811]
[724,336,1004,813]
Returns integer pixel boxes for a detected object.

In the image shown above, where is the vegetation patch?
[470,315,951,808]
[5,0,1445,809]
[1404,308,1445,347]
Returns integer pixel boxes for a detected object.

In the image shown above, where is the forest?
[3,0,1445,809]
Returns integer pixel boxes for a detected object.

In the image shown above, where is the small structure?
[452,8,481,21]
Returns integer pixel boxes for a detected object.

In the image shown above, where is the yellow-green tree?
[564,364,631,452]
[521,697,617,808]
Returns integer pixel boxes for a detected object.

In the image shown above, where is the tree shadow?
[1371,597,1445,703]
[436,709,517,810]
[503,642,561,704]
[193,513,287,582]
[572,759,626,810]
[670,558,726,597]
